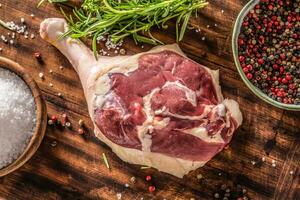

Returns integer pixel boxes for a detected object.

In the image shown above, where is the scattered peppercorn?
[214,193,220,198]
[146,175,152,181]
[51,115,57,123]
[130,176,136,183]
[148,185,155,193]
[238,0,300,105]
[34,52,41,59]
[48,119,53,125]
[78,128,84,135]
[197,173,203,180]
[65,122,71,128]
[50,140,57,147]
[214,184,250,199]
[119,48,126,55]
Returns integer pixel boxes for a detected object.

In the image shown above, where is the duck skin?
[40,18,242,178]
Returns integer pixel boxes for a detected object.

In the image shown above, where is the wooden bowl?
[0,56,47,177]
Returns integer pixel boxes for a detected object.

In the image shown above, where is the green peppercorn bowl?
[232,0,300,111]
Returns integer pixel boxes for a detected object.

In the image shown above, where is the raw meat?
[40,18,242,178]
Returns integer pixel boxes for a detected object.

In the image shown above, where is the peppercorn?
[257,58,264,65]
[146,175,152,181]
[246,73,253,80]
[51,115,57,123]
[48,119,54,125]
[78,128,84,134]
[214,193,220,198]
[34,52,41,59]
[148,186,155,193]
[221,184,227,190]
[65,122,71,128]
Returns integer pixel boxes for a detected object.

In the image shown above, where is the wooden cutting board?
[0,0,299,199]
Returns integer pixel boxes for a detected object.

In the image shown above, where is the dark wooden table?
[0,0,299,199]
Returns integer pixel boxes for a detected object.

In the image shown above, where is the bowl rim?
[0,56,47,177]
[232,0,300,111]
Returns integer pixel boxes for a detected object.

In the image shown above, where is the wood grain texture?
[0,0,299,199]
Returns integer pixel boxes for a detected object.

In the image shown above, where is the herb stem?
[102,0,140,14]
[102,153,110,169]
[40,0,208,56]
[0,19,13,31]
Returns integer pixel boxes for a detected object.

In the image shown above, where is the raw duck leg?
[40,18,242,178]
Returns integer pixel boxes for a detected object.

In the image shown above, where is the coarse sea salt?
[0,68,36,169]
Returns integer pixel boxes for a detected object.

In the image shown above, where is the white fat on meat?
[162,81,197,106]
[181,127,224,143]
[40,18,243,178]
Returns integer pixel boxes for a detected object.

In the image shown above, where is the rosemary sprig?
[39,0,208,57]
[102,153,110,169]
[0,19,13,31]
[38,0,68,7]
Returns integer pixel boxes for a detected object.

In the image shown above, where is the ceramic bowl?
[232,0,300,111]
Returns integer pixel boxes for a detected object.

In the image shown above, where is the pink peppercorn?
[34,52,41,59]
[146,175,152,181]
[286,74,292,81]
[289,84,295,90]
[148,186,156,193]
[243,68,249,73]
[268,4,273,10]
[257,58,264,65]
[51,115,57,123]
[280,53,286,59]
[272,64,279,70]
[247,64,253,71]
[239,56,245,62]
[78,128,84,135]
[246,73,253,80]
[242,21,249,27]
[282,78,288,84]
[238,39,244,46]
[279,67,285,74]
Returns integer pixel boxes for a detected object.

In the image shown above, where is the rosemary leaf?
[41,0,208,56]
[102,153,110,169]
[0,19,13,31]
[37,0,46,7]
[178,11,191,42]
[38,0,68,7]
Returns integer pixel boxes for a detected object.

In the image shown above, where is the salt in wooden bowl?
[0,56,47,177]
